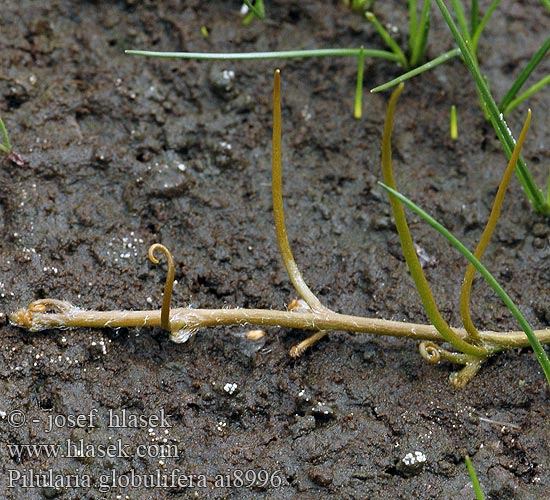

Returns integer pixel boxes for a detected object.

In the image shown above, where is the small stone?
[531,222,549,237]
[371,215,391,230]
[532,237,546,249]
[396,450,427,476]
[310,402,336,422]
[42,487,62,499]
[295,387,315,415]
[209,65,237,99]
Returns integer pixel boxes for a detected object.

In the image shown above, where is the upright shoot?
[465,456,486,500]
[272,70,326,313]
[378,184,550,386]
[381,84,486,358]
[148,243,175,332]
[354,46,366,119]
[459,110,531,343]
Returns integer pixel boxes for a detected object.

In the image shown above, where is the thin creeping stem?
[11,300,550,347]
[460,110,532,343]
[148,243,175,332]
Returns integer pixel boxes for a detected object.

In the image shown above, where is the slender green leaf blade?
[371,48,460,92]
[465,456,486,500]
[499,37,550,113]
[125,48,401,63]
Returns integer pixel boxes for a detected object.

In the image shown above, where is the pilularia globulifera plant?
[9,71,550,388]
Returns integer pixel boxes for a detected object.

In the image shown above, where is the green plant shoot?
[0,116,12,153]
[381,84,486,358]
[499,37,550,115]
[242,0,265,25]
[465,456,486,500]
[450,105,457,139]
[354,46,366,119]
[459,110,531,343]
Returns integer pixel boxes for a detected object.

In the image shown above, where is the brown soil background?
[0,1,549,499]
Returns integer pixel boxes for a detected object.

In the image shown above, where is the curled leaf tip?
[148,243,175,332]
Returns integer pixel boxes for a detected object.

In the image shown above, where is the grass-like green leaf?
[409,0,432,67]
[470,0,479,34]
[371,48,460,92]
[0,117,12,153]
[499,37,550,114]
[450,0,470,41]
[434,0,550,215]
[465,456,486,500]
[354,46,366,119]
[381,84,487,358]
[502,75,550,116]
[125,48,401,63]
[126,47,401,119]
[365,11,409,68]
[409,0,419,54]
[379,182,550,387]
[470,0,501,52]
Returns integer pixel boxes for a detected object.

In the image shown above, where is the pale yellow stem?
[460,110,532,343]
[9,300,550,349]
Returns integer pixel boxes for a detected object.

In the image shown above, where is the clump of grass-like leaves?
[126,1,497,118]
[373,2,550,117]
[433,0,550,216]
[375,1,550,215]
[127,1,550,216]
[380,83,550,386]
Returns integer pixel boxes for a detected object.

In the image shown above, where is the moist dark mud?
[0,1,549,499]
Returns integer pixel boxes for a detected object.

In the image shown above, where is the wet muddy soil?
[0,1,549,499]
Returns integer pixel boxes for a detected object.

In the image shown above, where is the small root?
[450,358,485,388]
[290,330,329,357]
